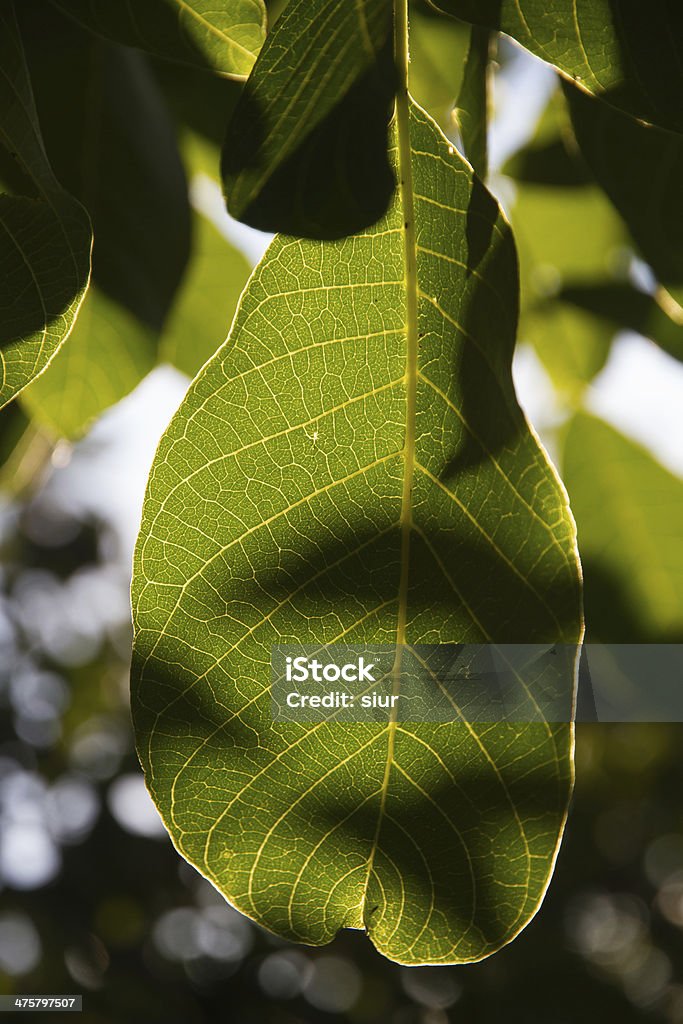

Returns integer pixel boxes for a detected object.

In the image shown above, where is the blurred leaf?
[0,0,91,411]
[454,25,491,180]
[502,87,629,395]
[132,102,581,964]
[506,101,628,395]
[556,282,683,365]
[161,134,252,378]
[51,0,267,79]
[430,0,683,134]
[565,81,683,308]
[563,414,683,643]
[160,207,249,377]
[407,1,468,134]
[151,57,242,151]
[222,0,395,237]
[18,6,190,438]
[502,132,591,188]
[521,300,613,400]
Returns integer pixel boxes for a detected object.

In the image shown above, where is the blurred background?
[1,0,682,1020]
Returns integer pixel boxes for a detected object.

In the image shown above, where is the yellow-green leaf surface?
[0,0,91,410]
[430,0,683,134]
[51,0,266,79]
[133,60,582,961]
[563,415,683,644]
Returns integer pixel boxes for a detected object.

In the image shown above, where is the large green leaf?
[429,0,683,134]
[0,0,91,411]
[51,0,267,79]
[18,6,190,438]
[132,87,582,962]
[221,0,395,237]
[565,82,683,308]
[563,415,683,643]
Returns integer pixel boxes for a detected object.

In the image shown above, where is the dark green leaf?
[565,81,683,308]
[222,0,395,238]
[0,0,91,410]
[18,5,190,438]
[556,282,683,365]
[429,0,683,134]
[51,0,267,79]
[132,99,581,964]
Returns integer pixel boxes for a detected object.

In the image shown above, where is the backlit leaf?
[453,25,492,180]
[132,98,581,964]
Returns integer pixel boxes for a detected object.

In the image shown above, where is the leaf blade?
[132,101,581,964]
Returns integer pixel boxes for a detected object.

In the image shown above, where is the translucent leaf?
[132,100,582,965]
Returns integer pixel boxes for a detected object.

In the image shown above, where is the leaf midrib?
[362,0,417,926]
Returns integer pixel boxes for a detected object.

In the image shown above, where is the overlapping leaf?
[51,0,266,79]
[18,5,190,438]
[0,0,91,411]
[221,0,395,236]
[132,100,581,964]
[430,0,683,134]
